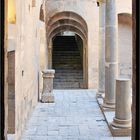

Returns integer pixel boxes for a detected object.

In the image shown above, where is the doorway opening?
[52,32,84,89]
[7,51,15,134]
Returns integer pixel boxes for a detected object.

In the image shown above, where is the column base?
[111,117,131,128]
[96,92,105,98]
[96,97,115,112]
[109,119,131,136]
[41,93,54,103]
[101,102,115,111]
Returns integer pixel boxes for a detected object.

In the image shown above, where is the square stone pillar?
[41,69,55,103]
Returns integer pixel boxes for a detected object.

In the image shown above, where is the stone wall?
[118,14,132,85]
[45,0,99,88]
[7,0,46,139]
[7,0,132,139]
[7,51,15,134]
[43,0,132,89]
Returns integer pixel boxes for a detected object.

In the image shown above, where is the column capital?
[42,69,55,78]
[97,0,106,3]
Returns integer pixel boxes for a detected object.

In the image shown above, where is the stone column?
[97,0,106,97]
[111,78,131,128]
[103,0,118,108]
[41,69,55,103]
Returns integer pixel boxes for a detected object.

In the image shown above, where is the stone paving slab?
[21,90,131,140]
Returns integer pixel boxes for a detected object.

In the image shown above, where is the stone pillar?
[111,78,131,128]
[41,69,55,103]
[103,0,118,108]
[97,0,106,97]
[48,43,52,69]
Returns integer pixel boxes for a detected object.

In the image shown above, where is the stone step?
[54,82,80,88]
[53,54,80,57]
[53,60,81,62]
[53,47,78,50]
[53,36,83,89]
[53,63,82,69]
[53,54,80,56]
[53,58,81,61]
[53,56,81,59]
[55,72,82,75]
[53,82,84,89]
[55,72,83,76]
[52,51,80,54]
[53,49,79,52]
[53,63,82,65]
[54,76,83,79]
[53,42,77,47]
[54,79,83,82]
[53,64,82,66]
[53,56,80,58]
[53,68,82,71]
[53,62,82,65]
[53,53,80,55]
[55,74,83,77]
[53,36,77,44]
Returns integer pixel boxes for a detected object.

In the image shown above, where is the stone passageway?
[21,90,131,140]
[52,36,83,89]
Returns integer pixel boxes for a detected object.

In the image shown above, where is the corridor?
[21,90,131,140]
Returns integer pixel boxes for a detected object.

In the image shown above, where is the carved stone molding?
[97,0,106,3]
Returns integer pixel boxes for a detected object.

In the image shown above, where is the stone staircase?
[52,36,83,89]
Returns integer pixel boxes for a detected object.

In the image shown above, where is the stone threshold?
[96,95,131,137]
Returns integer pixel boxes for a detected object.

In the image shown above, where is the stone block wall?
[7,0,46,139]
[43,0,132,89]
[6,0,132,139]
[7,51,15,134]
[45,0,99,88]
[118,17,132,85]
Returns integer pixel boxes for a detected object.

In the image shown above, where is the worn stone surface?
[110,79,132,136]
[7,0,132,139]
[112,79,132,128]
[98,1,105,95]
[44,0,132,89]
[103,0,118,109]
[41,69,55,103]
[21,90,131,140]
[97,97,132,137]
[7,1,47,139]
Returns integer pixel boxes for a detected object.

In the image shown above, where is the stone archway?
[45,11,88,89]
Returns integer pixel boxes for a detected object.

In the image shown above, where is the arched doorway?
[46,11,88,89]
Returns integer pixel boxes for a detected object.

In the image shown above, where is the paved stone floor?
[21,90,131,140]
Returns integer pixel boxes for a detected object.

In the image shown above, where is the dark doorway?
[52,34,84,89]
[7,51,15,134]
